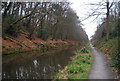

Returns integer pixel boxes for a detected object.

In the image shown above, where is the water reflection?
[2,47,76,79]
[33,60,38,68]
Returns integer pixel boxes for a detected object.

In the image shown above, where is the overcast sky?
[68,0,106,39]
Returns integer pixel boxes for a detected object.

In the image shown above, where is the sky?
[68,0,106,39]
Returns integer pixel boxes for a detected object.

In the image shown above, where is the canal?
[2,47,77,79]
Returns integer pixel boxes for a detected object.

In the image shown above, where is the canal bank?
[2,34,76,55]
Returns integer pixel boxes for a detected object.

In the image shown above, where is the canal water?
[2,47,77,79]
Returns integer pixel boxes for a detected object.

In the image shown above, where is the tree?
[91,1,120,40]
[84,0,115,40]
[106,0,114,40]
[2,1,88,43]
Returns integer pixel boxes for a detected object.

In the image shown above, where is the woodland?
[1,0,120,80]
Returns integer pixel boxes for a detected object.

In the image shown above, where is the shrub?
[80,47,89,53]
[68,65,83,73]
[6,25,21,37]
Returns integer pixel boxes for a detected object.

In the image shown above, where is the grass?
[80,43,90,53]
[94,37,118,59]
[3,48,27,55]
[2,47,44,55]
[93,37,120,75]
[54,51,93,80]
[2,45,72,55]
[2,42,72,55]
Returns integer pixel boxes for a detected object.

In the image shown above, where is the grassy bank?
[2,43,72,55]
[93,37,120,78]
[54,48,93,80]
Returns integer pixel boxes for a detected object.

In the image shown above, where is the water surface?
[2,47,77,79]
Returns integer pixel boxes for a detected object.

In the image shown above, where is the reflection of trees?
[3,48,75,79]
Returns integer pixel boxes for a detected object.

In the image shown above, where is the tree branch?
[81,3,106,22]
[11,3,39,26]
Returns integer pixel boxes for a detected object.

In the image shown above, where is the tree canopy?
[2,2,88,43]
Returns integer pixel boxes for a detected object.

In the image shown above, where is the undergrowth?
[93,37,120,74]
[54,49,93,80]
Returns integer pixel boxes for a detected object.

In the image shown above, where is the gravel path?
[88,44,116,79]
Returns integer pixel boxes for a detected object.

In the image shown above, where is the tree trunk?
[11,3,39,25]
[3,2,13,18]
[106,1,110,40]
[106,14,110,40]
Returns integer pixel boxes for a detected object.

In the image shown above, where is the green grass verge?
[2,44,72,55]
[2,48,41,55]
[93,37,120,74]
[54,51,93,80]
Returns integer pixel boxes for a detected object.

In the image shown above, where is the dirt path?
[88,44,116,79]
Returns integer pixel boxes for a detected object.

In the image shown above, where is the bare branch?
[90,14,101,23]
[109,2,114,9]
[11,3,40,25]
[81,2,107,22]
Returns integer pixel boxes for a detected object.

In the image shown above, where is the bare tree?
[83,0,115,40]
[2,2,88,43]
